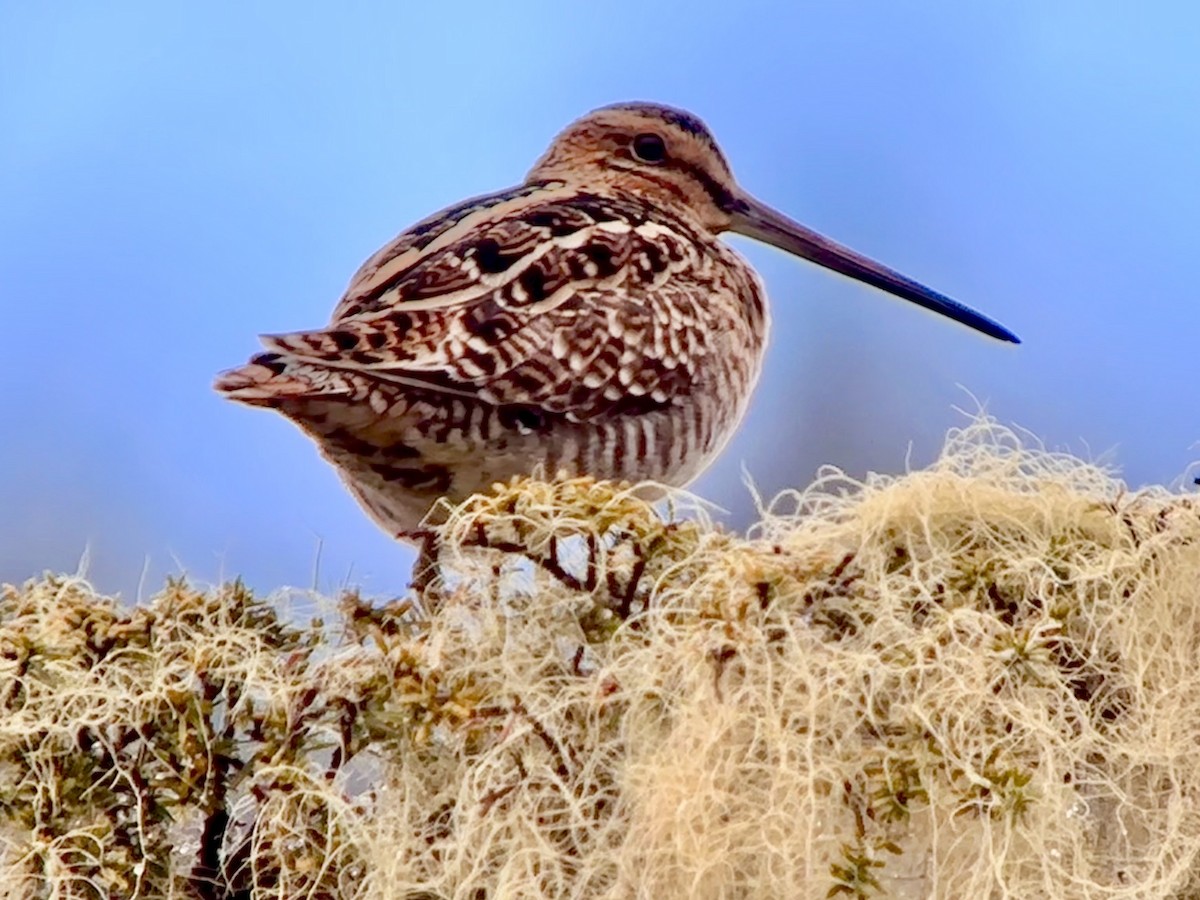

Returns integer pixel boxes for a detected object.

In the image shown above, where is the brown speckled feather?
[258,186,755,422]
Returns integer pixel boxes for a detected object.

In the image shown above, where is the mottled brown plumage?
[215,101,1017,557]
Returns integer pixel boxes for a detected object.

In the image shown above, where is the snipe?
[215,101,1018,579]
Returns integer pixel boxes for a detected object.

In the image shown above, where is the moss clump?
[3,418,1200,898]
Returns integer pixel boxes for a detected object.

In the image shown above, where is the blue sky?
[2,2,1197,599]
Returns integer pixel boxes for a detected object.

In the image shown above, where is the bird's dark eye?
[631,132,667,164]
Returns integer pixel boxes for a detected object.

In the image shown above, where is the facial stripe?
[610,152,736,213]
[673,159,737,211]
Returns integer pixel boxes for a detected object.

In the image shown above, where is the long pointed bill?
[728,193,1020,343]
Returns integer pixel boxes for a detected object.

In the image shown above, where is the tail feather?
[214,353,352,406]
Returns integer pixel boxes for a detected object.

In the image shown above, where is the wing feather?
[262,188,718,419]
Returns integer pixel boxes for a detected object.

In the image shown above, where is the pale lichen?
[2,418,1199,898]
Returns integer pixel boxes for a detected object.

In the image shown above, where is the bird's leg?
[402,528,442,597]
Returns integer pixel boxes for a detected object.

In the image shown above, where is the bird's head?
[528,101,740,232]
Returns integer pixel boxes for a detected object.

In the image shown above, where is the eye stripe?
[675,160,737,210]
[610,152,735,212]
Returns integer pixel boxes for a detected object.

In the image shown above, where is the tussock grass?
[3,419,1200,898]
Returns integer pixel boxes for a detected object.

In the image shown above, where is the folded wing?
[219,188,716,421]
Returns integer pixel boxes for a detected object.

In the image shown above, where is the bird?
[215,101,1018,582]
